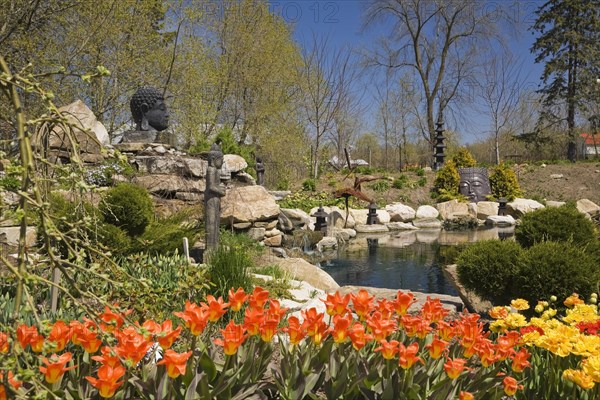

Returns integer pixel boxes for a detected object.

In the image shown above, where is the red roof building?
[580,133,600,157]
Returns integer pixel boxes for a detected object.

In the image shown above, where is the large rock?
[416,205,439,219]
[385,203,416,222]
[221,185,280,224]
[133,175,205,195]
[412,218,442,229]
[354,224,390,233]
[32,100,109,156]
[546,200,566,208]
[221,154,248,177]
[507,198,545,217]
[485,215,516,227]
[375,210,391,224]
[316,236,338,252]
[281,208,311,226]
[349,208,390,225]
[576,199,600,218]
[443,265,491,315]
[131,155,207,178]
[386,222,419,231]
[263,235,282,247]
[475,201,499,219]
[0,226,37,247]
[436,200,470,220]
[274,258,340,291]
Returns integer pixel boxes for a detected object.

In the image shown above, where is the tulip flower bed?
[1,288,599,399]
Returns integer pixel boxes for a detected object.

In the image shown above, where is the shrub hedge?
[515,205,597,248]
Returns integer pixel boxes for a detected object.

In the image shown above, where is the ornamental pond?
[320,226,515,297]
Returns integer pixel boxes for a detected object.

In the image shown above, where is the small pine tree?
[451,147,477,168]
[489,163,522,201]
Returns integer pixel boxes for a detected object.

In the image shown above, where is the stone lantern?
[366,203,378,225]
[498,197,508,216]
[312,206,329,233]
[433,113,446,171]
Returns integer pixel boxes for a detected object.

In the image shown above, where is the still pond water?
[320,227,514,296]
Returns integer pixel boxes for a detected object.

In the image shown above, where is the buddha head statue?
[130,87,169,132]
[458,167,492,202]
[208,143,224,169]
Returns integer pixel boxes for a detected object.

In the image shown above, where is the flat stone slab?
[485,215,516,226]
[412,218,442,229]
[386,222,419,231]
[354,224,390,233]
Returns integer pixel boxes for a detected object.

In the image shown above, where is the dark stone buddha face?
[144,99,169,131]
[130,87,169,132]
[458,167,492,202]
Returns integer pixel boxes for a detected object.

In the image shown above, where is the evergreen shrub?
[451,147,477,168]
[393,175,408,189]
[513,241,600,305]
[370,179,390,192]
[515,205,597,248]
[302,179,316,192]
[432,161,461,201]
[488,163,522,201]
[131,209,199,255]
[456,240,523,305]
[100,183,154,236]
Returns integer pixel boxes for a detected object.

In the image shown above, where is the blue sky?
[268,0,547,144]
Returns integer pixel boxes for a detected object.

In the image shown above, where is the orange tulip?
[399,342,422,369]
[459,391,474,400]
[426,337,448,359]
[351,289,374,320]
[47,320,72,352]
[348,322,372,350]
[156,320,181,349]
[86,364,126,398]
[375,298,395,320]
[322,292,351,316]
[401,315,429,338]
[366,313,397,341]
[157,349,192,378]
[331,314,352,344]
[284,316,306,345]
[243,306,265,336]
[99,305,131,333]
[444,357,467,380]
[214,320,247,356]
[302,308,329,345]
[174,301,209,336]
[259,317,279,343]
[511,348,531,373]
[0,371,22,400]
[141,320,162,337]
[436,320,456,341]
[202,295,229,322]
[16,324,38,350]
[474,339,498,368]
[114,326,153,366]
[228,288,249,312]
[393,290,415,316]
[503,376,521,396]
[92,346,122,368]
[77,327,102,354]
[489,306,509,319]
[421,297,448,323]
[249,286,270,309]
[265,299,288,323]
[375,339,399,360]
[39,352,77,384]
[0,333,8,353]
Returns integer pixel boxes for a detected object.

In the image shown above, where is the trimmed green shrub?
[512,241,600,305]
[98,223,132,256]
[432,160,461,201]
[131,209,200,256]
[451,147,477,168]
[489,163,522,201]
[456,240,523,305]
[302,178,316,192]
[100,183,154,236]
[515,205,597,248]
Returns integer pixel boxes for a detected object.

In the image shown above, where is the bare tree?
[373,71,421,169]
[477,53,528,164]
[299,33,359,179]
[364,0,502,148]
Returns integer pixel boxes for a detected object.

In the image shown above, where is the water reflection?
[322,227,514,296]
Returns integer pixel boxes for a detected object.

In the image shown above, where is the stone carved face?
[458,167,491,202]
[144,100,169,132]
